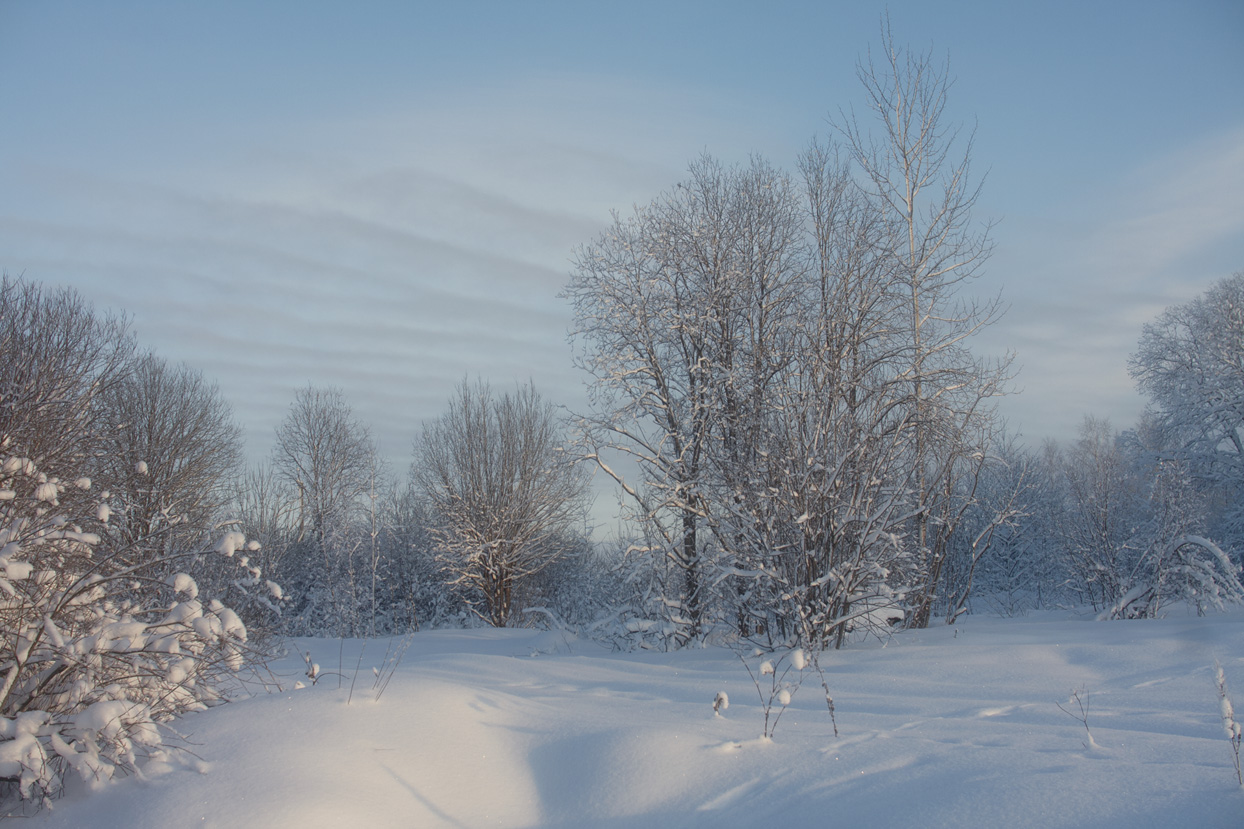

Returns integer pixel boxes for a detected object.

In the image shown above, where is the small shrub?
[739,648,808,739]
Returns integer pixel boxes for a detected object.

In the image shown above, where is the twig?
[1215,660,1243,788]
[1056,686,1098,750]
[347,641,366,705]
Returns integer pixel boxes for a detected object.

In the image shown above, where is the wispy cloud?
[0,73,766,467]
[982,124,1244,443]
[1084,125,1244,286]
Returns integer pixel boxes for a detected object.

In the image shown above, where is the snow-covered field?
[29,611,1244,828]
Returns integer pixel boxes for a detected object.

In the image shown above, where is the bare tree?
[837,18,1010,628]
[274,386,375,546]
[97,351,244,552]
[565,156,804,643]
[230,461,299,578]
[414,379,589,627]
[272,385,377,634]
[0,275,133,476]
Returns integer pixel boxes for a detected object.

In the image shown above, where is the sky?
[1,1,1242,525]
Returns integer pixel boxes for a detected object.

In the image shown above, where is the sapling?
[1056,686,1098,750]
[347,642,367,705]
[1214,660,1242,788]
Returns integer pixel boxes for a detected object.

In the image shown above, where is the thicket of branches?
[415,380,590,628]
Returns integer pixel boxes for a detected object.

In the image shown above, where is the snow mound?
[27,613,1244,828]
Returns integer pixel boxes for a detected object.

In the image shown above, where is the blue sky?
[2,1,1242,500]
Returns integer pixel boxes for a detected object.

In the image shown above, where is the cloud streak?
[0,74,767,474]
[980,125,1244,443]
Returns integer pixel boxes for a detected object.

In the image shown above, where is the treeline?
[970,273,1244,619]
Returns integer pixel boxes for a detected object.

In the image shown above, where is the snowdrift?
[29,611,1244,828]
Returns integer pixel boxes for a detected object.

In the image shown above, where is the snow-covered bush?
[1054,419,1244,620]
[578,538,705,651]
[0,449,273,805]
[738,648,809,739]
[1096,454,1244,620]
[511,534,609,629]
[1100,534,1244,621]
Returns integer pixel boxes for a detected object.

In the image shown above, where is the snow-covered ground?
[29,611,1244,828]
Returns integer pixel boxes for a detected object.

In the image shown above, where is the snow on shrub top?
[215,531,246,557]
[0,449,276,803]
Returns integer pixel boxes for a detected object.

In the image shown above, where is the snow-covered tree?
[937,433,1031,623]
[96,352,243,551]
[966,440,1066,615]
[565,23,1011,648]
[375,480,447,632]
[414,380,589,628]
[94,352,255,632]
[837,18,1010,629]
[566,156,804,643]
[703,145,917,648]
[1057,418,1144,611]
[1128,459,1244,617]
[1130,272,1244,555]
[272,385,379,635]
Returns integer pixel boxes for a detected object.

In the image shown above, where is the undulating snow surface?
[29,611,1244,827]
